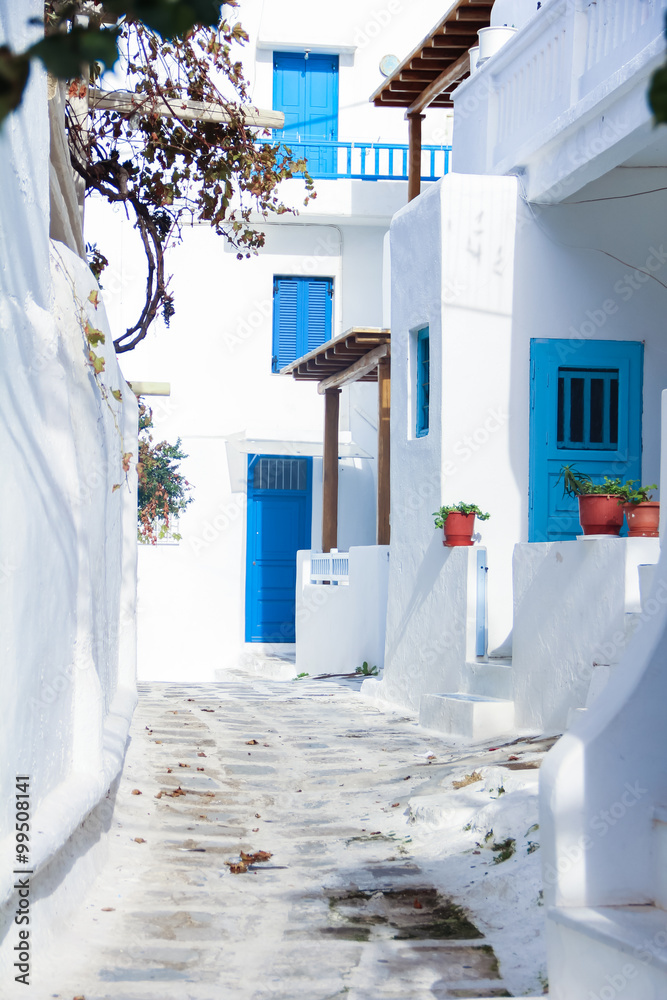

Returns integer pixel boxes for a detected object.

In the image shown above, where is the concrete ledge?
[419,692,515,741]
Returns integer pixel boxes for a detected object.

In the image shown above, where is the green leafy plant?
[620,480,658,504]
[137,399,193,543]
[355,662,379,676]
[557,465,626,500]
[558,466,657,504]
[433,502,490,528]
[294,672,309,681]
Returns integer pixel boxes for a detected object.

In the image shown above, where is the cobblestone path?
[40,673,520,1000]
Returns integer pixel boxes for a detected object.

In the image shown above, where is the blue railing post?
[255,138,452,182]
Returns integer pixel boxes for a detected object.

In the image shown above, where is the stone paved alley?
[37,672,549,999]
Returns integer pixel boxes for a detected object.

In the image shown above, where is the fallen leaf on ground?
[178,763,190,768]
[240,850,272,863]
[154,740,162,744]
[101,908,114,912]
[508,755,519,761]
[263,743,270,747]
[452,771,482,790]
[245,739,259,745]
[413,899,423,910]
[197,752,206,757]
[204,791,215,797]
[187,698,194,702]
[167,768,173,773]
[201,709,214,713]
[403,775,411,780]
[370,831,381,836]
[155,792,163,799]
[197,767,205,771]
[131,789,142,795]
[225,861,248,874]
[252,827,259,832]
[391,802,400,808]
[167,787,186,797]
[255,813,261,818]
[134,838,146,844]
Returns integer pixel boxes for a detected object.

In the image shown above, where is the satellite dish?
[379,54,400,78]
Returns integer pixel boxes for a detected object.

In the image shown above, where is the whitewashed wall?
[0,0,137,973]
[295,546,390,676]
[86,0,455,681]
[378,164,667,716]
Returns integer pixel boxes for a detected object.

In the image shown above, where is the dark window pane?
[590,378,604,443]
[570,378,584,443]
[610,377,619,445]
[557,376,564,443]
[254,458,307,490]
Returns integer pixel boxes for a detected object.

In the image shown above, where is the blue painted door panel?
[529,339,643,541]
[273,52,338,174]
[245,456,312,642]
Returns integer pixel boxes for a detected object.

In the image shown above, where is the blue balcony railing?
[257,138,452,181]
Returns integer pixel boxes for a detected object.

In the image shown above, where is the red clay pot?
[577,494,624,536]
[623,501,660,538]
[443,511,475,547]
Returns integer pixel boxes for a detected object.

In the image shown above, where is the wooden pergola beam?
[88,88,285,130]
[317,343,389,394]
[377,357,391,545]
[407,52,470,115]
[407,111,425,202]
[322,388,341,553]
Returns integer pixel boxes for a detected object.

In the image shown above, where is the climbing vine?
[0,1,313,350]
[137,400,193,543]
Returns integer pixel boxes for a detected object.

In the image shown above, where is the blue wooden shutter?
[272,277,332,371]
[272,278,299,372]
[416,327,430,437]
[305,278,332,352]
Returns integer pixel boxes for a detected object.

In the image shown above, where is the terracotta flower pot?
[443,511,476,547]
[577,494,624,536]
[623,501,660,538]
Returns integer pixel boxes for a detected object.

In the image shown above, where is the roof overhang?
[280,327,390,393]
[370,0,493,114]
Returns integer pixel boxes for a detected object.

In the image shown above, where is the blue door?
[529,339,643,541]
[245,456,312,642]
[273,52,338,175]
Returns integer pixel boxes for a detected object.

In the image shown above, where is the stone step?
[547,903,667,999]
[419,692,515,741]
[463,659,513,700]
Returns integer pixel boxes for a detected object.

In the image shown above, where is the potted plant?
[433,502,490,547]
[621,481,659,537]
[558,465,626,536]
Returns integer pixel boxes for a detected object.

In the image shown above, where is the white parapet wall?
[295,546,389,676]
[512,537,660,733]
[0,0,138,974]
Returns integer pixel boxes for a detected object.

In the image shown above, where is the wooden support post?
[377,356,391,545]
[407,112,425,202]
[322,388,341,553]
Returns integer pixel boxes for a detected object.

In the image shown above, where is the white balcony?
[453,0,667,202]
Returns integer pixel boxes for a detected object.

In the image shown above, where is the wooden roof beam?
[88,88,285,129]
[406,51,470,115]
[318,344,389,394]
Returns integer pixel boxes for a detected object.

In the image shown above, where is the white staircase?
[419,657,515,740]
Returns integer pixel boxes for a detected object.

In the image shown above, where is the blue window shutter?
[416,327,430,437]
[272,279,299,372]
[273,277,332,371]
[305,278,332,352]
